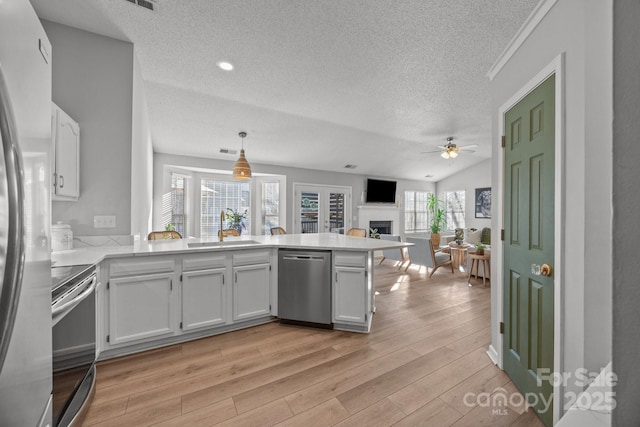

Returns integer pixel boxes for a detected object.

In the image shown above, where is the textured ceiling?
[30,0,539,181]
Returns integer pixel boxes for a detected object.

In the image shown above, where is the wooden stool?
[468,253,491,287]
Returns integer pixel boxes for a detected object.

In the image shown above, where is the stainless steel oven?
[51,264,97,427]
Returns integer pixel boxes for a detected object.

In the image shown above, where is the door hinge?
[365,313,368,322]
[269,265,272,271]
[501,229,505,241]
[365,270,368,278]
[180,321,183,329]
[170,279,173,291]
[106,335,110,343]
[180,274,183,282]
[269,304,272,311]
[500,322,505,334]
[106,281,110,290]
[222,275,225,285]
[501,135,506,148]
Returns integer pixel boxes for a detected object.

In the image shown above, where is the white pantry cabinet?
[51,103,79,200]
[181,254,228,331]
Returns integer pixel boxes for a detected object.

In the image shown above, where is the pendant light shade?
[233,131,252,179]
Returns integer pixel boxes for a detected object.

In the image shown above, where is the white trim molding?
[495,53,565,425]
[487,0,559,81]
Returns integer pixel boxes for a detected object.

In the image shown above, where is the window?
[168,173,190,237]
[444,190,465,230]
[261,181,280,235]
[200,178,250,239]
[163,166,285,238]
[404,190,431,233]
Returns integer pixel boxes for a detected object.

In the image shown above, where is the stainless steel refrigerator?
[0,1,53,426]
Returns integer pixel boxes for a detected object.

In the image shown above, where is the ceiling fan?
[422,137,478,159]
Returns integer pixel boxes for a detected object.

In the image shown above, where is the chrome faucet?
[220,210,225,241]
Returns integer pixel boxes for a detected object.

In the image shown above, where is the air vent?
[219,148,238,155]
[344,164,358,169]
[124,0,157,12]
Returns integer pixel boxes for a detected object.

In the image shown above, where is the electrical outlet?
[94,215,116,228]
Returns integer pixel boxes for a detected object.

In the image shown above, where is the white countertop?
[51,233,412,267]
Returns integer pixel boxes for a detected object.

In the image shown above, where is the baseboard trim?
[487,345,500,366]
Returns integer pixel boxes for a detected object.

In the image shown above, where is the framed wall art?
[475,187,491,218]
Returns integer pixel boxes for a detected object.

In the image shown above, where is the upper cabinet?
[52,103,79,200]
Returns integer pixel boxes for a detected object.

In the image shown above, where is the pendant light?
[232,131,252,180]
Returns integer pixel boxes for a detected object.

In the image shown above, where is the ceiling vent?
[344,164,358,169]
[219,148,238,155]
[125,0,158,12]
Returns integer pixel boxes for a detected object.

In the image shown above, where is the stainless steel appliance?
[278,249,332,327]
[52,265,97,427]
[0,1,53,426]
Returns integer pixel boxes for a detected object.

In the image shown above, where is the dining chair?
[218,229,240,238]
[346,228,367,237]
[147,231,182,240]
[270,227,287,235]
[378,234,409,269]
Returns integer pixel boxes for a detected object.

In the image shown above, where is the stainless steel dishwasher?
[278,249,332,328]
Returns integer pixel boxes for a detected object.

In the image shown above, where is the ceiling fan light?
[441,151,449,159]
[449,151,458,158]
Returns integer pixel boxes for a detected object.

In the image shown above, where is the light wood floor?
[83,262,544,427]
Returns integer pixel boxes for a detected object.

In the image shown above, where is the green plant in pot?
[474,242,487,255]
[225,208,247,234]
[427,193,447,248]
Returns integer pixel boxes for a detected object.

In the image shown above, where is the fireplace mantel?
[357,205,402,235]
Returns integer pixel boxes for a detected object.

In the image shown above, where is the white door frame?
[293,183,352,233]
[492,53,565,425]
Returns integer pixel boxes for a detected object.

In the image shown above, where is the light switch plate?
[94,215,116,228]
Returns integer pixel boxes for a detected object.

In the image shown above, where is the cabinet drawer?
[232,250,271,266]
[109,258,175,277]
[182,254,227,271]
[334,252,366,268]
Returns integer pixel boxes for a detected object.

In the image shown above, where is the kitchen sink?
[187,240,261,248]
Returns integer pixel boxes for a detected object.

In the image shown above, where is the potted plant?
[369,228,380,239]
[427,193,447,247]
[225,208,248,234]
[474,242,487,255]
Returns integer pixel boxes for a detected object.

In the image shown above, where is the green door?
[503,74,555,426]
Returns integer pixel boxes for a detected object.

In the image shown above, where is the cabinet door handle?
[59,175,64,188]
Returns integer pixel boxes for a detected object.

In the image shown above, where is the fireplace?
[370,220,392,235]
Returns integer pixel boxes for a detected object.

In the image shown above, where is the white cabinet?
[232,250,271,321]
[51,103,79,200]
[333,251,372,331]
[106,258,178,347]
[181,254,228,331]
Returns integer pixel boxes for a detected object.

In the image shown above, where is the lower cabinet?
[182,268,226,331]
[108,272,177,346]
[332,251,372,331]
[232,250,272,321]
[233,263,271,321]
[334,266,367,324]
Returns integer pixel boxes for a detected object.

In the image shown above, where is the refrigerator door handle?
[0,66,26,375]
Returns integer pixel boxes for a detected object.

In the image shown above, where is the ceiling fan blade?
[420,150,442,154]
[458,144,478,150]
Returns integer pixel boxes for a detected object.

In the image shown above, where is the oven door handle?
[52,276,96,324]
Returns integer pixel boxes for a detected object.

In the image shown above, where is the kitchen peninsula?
[52,234,411,361]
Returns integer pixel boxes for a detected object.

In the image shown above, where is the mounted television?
[365,178,397,204]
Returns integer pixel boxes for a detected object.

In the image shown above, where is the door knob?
[540,264,553,277]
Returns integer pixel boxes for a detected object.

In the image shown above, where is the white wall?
[131,52,153,240]
[44,20,133,236]
[153,152,434,236]
[435,159,491,231]
[489,0,612,412]
[612,1,640,424]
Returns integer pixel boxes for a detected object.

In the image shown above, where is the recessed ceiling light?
[217,61,234,71]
